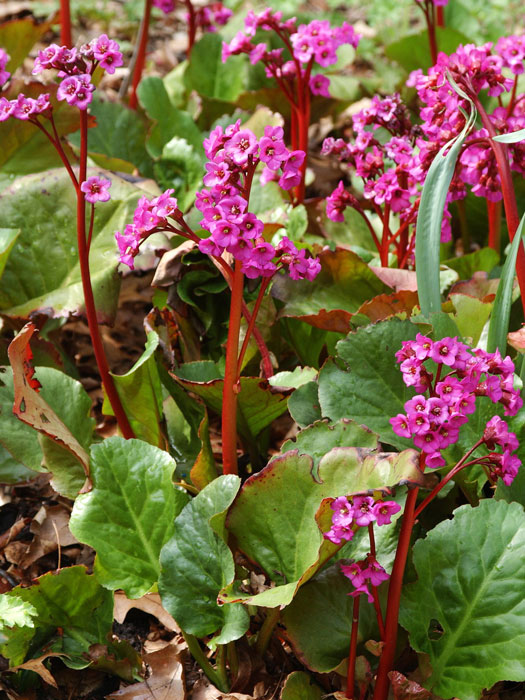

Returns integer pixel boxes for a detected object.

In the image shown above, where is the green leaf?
[0,169,142,320]
[174,369,289,441]
[286,204,308,240]
[415,89,476,315]
[269,366,317,390]
[185,34,247,102]
[156,136,206,211]
[288,381,322,428]
[159,475,249,645]
[282,565,377,673]
[442,247,499,280]
[318,319,419,450]
[449,294,492,346]
[68,99,154,177]
[400,500,525,700]
[104,332,164,447]
[222,446,424,608]
[190,412,218,490]
[137,76,204,157]
[281,418,379,479]
[0,16,53,73]
[0,229,19,281]
[493,129,525,144]
[386,27,471,73]
[70,437,185,598]
[0,567,113,668]
[0,445,38,485]
[272,248,388,333]
[280,671,324,700]
[0,597,37,634]
[487,212,525,354]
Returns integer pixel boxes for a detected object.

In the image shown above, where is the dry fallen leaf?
[114,592,180,634]
[190,679,257,700]
[6,652,67,689]
[18,505,77,568]
[106,642,185,699]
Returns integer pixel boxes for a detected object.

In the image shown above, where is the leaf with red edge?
[271,248,389,333]
[7,323,91,490]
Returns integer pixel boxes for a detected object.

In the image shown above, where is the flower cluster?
[325,495,401,544]
[0,35,123,123]
[153,0,232,30]
[115,189,182,269]
[391,334,522,480]
[408,36,525,200]
[341,557,389,602]
[222,11,359,100]
[197,121,321,279]
[0,48,10,88]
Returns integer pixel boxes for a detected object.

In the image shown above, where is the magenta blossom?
[81,176,112,203]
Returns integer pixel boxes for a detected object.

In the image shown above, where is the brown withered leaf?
[18,505,77,568]
[6,652,67,688]
[7,323,91,491]
[114,592,180,634]
[358,290,419,322]
[190,679,257,700]
[106,642,184,700]
[508,326,525,353]
[449,272,499,302]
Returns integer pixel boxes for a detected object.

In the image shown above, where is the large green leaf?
[0,229,19,281]
[318,319,418,450]
[159,475,249,646]
[288,381,322,428]
[0,16,53,73]
[156,136,205,211]
[222,446,424,608]
[281,419,379,479]
[385,27,471,73]
[104,332,164,447]
[68,98,154,177]
[400,499,525,700]
[0,169,142,320]
[280,671,324,700]
[442,247,499,280]
[0,567,113,668]
[282,564,378,673]
[271,248,388,333]
[174,366,289,441]
[137,76,204,157]
[70,437,186,598]
[184,34,247,102]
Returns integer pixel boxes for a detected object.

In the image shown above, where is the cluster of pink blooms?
[325,495,400,600]
[0,35,123,123]
[222,10,359,99]
[323,92,452,242]
[115,189,183,269]
[325,495,401,545]
[341,557,389,603]
[0,49,9,88]
[391,334,522,482]
[152,0,232,30]
[408,36,525,201]
[197,121,321,279]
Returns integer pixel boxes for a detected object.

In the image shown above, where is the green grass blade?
[487,212,525,354]
[415,83,476,316]
[493,129,525,144]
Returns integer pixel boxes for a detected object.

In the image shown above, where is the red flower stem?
[346,596,361,699]
[129,0,153,109]
[221,260,244,475]
[413,440,484,520]
[237,277,270,375]
[507,75,519,116]
[471,93,525,316]
[33,117,78,187]
[422,3,438,65]
[87,203,95,251]
[291,109,299,152]
[372,486,418,700]
[487,199,502,253]
[184,0,197,56]
[368,524,385,640]
[436,5,445,27]
[380,204,391,267]
[78,112,135,439]
[60,0,72,48]
[355,207,381,252]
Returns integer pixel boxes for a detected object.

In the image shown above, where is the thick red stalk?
[346,596,361,699]
[184,0,197,56]
[372,487,418,700]
[423,3,438,65]
[221,260,244,475]
[368,524,385,639]
[380,204,391,267]
[78,112,135,439]
[237,278,270,375]
[60,0,72,48]
[436,5,445,27]
[129,0,153,109]
[487,200,502,253]
[472,94,525,317]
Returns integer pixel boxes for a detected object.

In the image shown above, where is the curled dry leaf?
[114,592,181,634]
[6,652,68,689]
[190,679,258,700]
[18,505,77,569]
[7,323,91,491]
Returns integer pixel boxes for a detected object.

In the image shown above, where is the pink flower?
[352,496,376,527]
[81,176,111,203]
[310,73,331,97]
[372,501,401,526]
